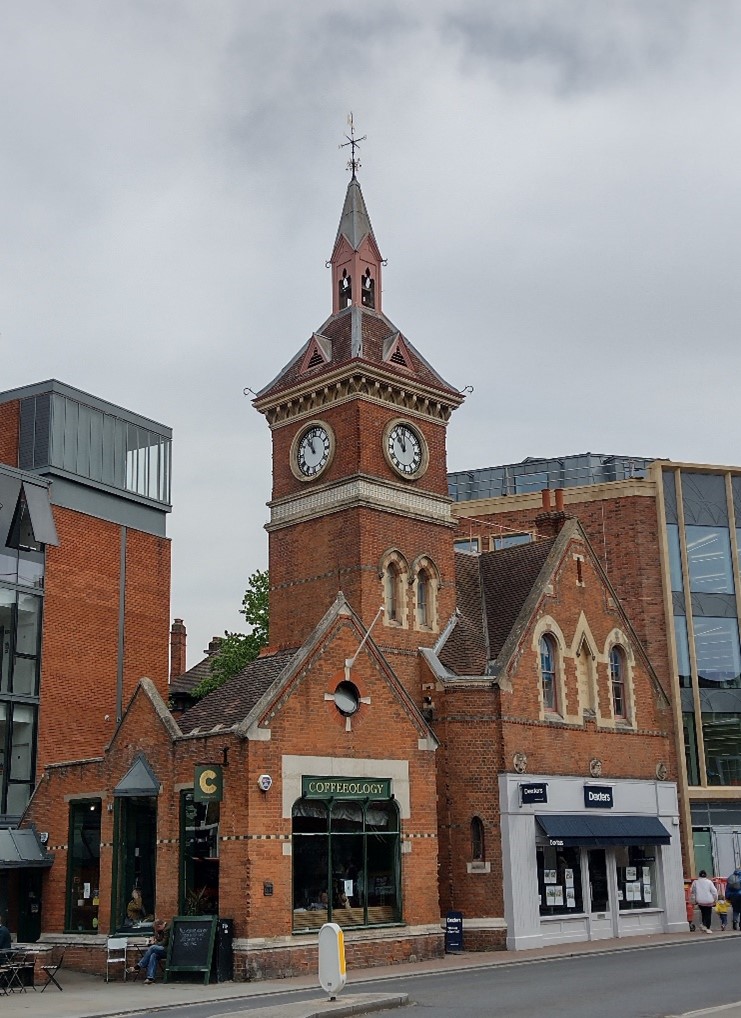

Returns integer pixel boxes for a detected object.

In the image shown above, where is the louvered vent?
[307,349,324,368]
[390,348,408,366]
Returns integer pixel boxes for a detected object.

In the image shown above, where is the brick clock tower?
[253,169,464,704]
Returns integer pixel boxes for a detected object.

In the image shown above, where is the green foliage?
[191,569,269,700]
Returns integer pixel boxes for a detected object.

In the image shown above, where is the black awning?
[0,828,54,869]
[537,814,671,848]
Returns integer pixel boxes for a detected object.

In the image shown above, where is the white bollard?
[318,922,346,999]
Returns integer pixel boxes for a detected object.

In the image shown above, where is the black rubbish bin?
[211,917,234,982]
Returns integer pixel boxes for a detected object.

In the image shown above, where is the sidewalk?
[3,929,741,1018]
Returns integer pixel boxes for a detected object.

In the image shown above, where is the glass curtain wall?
[664,468,741,788]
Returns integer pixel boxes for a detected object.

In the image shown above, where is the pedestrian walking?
[715,896,730,930]
[691,870,718,933]
[725,867,741,930]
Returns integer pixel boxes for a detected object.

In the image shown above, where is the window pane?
[537,845,583,915]
[0,590,12,693]
[0,703,6,810]
[67,801,102,932]
[6,782,32,816]
[12,656,36,696]
[666,524,683,592]
[684,712,700,785]
[685,526,734,594]
[9,704,35,782]
[694,617,741,686]
[703,712,741,786]
[494,533,532,550]
[616,845,656,910]
[15,593,40,656]
[610,648,626,717]
[540,636,557,711]
[674,616,692,688]
[454,539,479,554]
[682,473,729,526]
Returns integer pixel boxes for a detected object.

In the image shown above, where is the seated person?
[128,918,169,984]
[0,914,11,962]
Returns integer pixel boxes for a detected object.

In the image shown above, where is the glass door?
[586,849,613,939]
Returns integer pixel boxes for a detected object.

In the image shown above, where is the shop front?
[499,773,687,950]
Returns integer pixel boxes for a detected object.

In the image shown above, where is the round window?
[334,680,360,716]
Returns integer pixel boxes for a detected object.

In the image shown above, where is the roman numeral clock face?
[385,421,428,478]
[292,422,335,480]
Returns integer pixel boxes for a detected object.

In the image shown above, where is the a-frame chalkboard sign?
[165,916,218,984]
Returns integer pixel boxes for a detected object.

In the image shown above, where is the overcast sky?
[2,2,740,669]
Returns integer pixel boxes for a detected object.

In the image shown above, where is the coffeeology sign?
[302,776,391,799]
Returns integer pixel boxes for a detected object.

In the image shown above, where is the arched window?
[386,561,400,622]
[471,816,485,861]
[540,634,558,712]
[417,569,430,627]
[610,646,627,718]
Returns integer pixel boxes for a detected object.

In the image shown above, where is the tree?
[191,569,269,700]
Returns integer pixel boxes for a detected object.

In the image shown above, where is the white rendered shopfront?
[499,773,687,950]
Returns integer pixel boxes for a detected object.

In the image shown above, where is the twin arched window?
[380,552,438,631]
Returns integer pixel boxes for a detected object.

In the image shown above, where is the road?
[109,937,738,1018]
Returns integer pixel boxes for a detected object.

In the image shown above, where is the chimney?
[206,637,223,656]
[170,619,187,680]
[535,488,569,538]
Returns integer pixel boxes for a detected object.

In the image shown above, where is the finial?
[340,112,366,179]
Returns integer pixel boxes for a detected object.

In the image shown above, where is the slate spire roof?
[333,176,380,254]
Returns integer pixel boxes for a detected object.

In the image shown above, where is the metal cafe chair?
[39,945,65,992]
[105,937,128,982]
[0,949,33,994]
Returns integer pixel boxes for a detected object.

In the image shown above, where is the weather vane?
[340,112,366,178]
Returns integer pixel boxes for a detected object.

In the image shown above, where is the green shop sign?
[194,765,223,803]
[302,776,391,800]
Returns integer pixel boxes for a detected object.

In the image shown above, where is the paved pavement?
[4,929,741,1018]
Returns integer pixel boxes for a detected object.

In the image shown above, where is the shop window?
[539,634,558,713]
[66,800,101,932]
[616,846,656,910]
[609,646,627,719]
[114,796,157,932]
[470,817,485,861]
[180,790,219,916]
[292,797,401,932]
[536,845,583,915]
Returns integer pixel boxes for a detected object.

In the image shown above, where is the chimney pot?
[555,488,565,512]
[541,488,552,510]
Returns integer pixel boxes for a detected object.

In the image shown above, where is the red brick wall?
[432,533,676,923]
[26,617,440,959]
[38,507,170,772]
[454,491,671,688]
[0,400,20,465]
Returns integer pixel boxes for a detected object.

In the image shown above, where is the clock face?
[296,423,332,478]
[387,422,423,476]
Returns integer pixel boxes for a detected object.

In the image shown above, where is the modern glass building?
[449,453,741,875]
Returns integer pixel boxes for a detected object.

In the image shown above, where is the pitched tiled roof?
[439,537,557,677]
[480,538,557,660]
[177,650,296,734]
[439,553,487,675]
[255,306,459,402]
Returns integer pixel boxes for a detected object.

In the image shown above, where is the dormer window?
[361,268,375,309]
